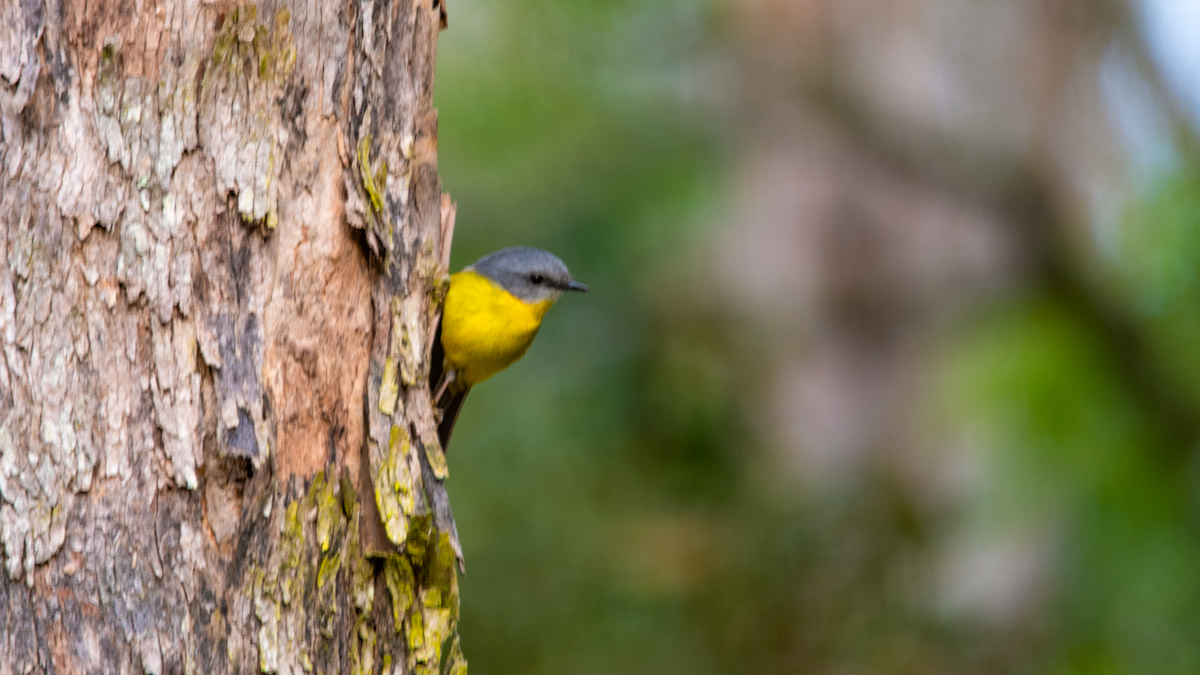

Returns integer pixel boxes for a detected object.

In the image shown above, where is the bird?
[430,246,588,450]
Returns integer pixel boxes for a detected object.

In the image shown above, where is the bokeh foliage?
[434,0,1200,673]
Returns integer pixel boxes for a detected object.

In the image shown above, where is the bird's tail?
[436,385,469,451]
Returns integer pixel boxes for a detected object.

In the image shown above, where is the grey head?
[470,246,589,303]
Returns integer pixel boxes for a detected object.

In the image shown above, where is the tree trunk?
[0,0,465,672]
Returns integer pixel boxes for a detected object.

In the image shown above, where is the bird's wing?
[430,315,470,451]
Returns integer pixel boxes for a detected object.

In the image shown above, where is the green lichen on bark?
[314,470,354,643]
[355,131,393,255]
[200,4,296,227]
[403,524,461,675]
[357,133,389,217]
[314,472,341,553]
[443,636,469,675]
[351,620,377,675]
[244,470,378,673]
[384,554,416,629]
[209,6,296,86]
[423,437,449,482]
[395,307,420,388]
[386,289,451,481]
[379,357,401,416]
[364,515,466,674]
[374,424,417,545]
[252,497,310,672]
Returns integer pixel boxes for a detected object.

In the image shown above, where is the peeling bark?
[0,0,464,671]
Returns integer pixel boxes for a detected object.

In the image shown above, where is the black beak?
[566,280,589,293]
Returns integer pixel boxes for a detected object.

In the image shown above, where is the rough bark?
[0,0,464,672]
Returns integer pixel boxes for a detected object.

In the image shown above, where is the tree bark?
[0,0,464,672]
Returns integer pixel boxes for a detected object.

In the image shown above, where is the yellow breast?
[440,270,554,386]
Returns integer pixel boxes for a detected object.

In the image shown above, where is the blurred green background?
[434,1,1200,673]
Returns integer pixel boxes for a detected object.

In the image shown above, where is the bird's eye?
[529,274,544,284]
